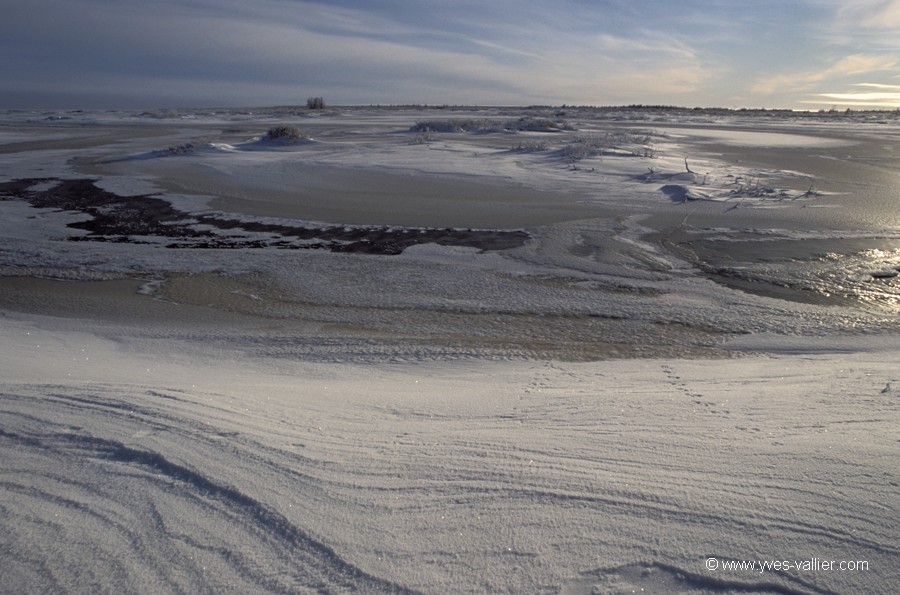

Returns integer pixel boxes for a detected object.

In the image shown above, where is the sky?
[2,0,899,110]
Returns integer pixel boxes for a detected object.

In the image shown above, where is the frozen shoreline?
[2,107,899,345]
[2,106,899,593]
[2,106,899,360]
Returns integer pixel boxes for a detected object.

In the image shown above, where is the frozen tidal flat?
[1,106,899,593]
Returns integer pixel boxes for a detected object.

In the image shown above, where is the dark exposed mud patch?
[0,178,529,255]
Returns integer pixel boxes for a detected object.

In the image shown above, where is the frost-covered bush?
[265,125,307,143]
[411,129,434,144]
[562,134,606,160]
[167,142,198,155]
[410,119,505,133]
[410,117,571,134]
[511,116,572,132]
[165,137,211,155]
[562,130,654,161]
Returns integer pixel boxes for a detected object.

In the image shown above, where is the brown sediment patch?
[154,272,732,361]
[0,178,529,254]
[0,276,156,321]
[0,273,318,331]
[0,268,732,361]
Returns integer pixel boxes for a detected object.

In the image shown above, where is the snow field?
[2,313,898,593]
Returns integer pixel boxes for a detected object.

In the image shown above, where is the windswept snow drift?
[2,313,898,593]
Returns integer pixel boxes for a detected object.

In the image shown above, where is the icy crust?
[71,105,863,223]
[659,126,856,148]
[132,136,318,160]
[0,196,898,352]
[0,149,86,183]
[0,108,898,342]
[1,189,896,354]
[113,119,824,208]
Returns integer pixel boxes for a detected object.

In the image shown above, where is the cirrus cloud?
[837,0,900,29]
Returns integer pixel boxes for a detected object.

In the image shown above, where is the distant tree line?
[307,97,325,109]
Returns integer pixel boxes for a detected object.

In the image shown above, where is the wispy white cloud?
[855,82,900,89]
[799,83,900,109]
[751,54,899,95]
[818,92,900,100]
[837,0,900,28]
[4,0,725,107]
[463,38,549,62]
[801,95,900,108]
[0,0,896,108]
[592,32,699,61]
[825,54,899,76]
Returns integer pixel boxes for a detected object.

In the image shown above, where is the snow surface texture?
[1,106,899,593]
[2,314,898,594]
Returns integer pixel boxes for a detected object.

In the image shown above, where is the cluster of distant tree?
[345,103,897,115]
[256,101,898,118]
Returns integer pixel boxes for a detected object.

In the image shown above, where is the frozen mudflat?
[1,106,899,593]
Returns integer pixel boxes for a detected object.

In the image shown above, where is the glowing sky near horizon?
[2,0,899,109]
